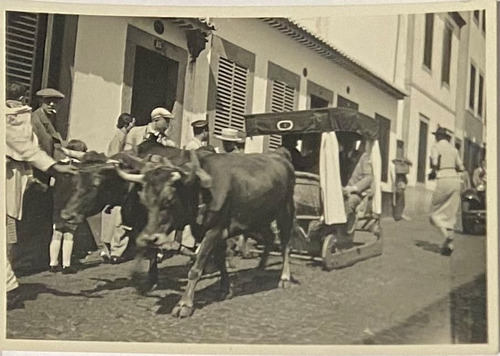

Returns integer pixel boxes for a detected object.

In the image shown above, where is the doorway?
[131,45,179,126]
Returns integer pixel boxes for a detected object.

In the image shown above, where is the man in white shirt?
[124,107,175,151]
[185,120,208,150]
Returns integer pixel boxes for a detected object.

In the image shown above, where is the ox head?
[116,150,211,247]
[60,151,126,224]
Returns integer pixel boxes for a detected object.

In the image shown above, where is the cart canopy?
[244,107,379,140]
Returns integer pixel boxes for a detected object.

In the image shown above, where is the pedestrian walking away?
[428,126,464,256]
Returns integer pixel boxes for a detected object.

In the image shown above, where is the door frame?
[122,25,188,146]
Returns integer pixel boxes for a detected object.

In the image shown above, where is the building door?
[131,45,179,126]
[376,113,391,182]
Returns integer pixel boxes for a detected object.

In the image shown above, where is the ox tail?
[273,147,292,162]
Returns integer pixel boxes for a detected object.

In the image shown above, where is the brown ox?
[117,148,295,317]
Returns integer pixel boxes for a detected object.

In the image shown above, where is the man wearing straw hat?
[215,127,245,153]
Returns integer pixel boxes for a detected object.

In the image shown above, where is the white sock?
[49,230,63,266]
[62,233,74,267]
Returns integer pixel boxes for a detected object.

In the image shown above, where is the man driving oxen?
[338,137,374,242]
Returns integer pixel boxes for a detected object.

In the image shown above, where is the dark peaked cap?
[191,120,208,128]
[36,88,65,99]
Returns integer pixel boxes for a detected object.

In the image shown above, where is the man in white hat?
[215,127,245,153]
[124,107,176,152]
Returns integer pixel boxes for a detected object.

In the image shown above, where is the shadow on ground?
[415,240,442,254]
[155,266,284,315]
[11,282,102,310]
[72,256,287,316]
[360,274,487,344]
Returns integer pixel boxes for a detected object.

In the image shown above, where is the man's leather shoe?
[49,265,61,273]
[62,266,78,274]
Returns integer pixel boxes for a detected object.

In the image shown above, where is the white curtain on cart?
[371,140,382,215]
[319,132,347,225]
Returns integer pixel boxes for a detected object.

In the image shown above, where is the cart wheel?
[321,234,337,271]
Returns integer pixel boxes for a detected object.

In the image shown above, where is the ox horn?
[121,153,146,171]
[189,149,200,168]
[189,150,212,189]
[115,165,145,183]
[59,146,86,160]
[162,156,175,168]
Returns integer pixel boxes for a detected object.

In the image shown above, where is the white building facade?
[295,10,485,216]
[6,10,485,217]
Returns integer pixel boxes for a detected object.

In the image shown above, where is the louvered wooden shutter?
[6,12,42,101]
[214,56,248,135]
[269,79,295,149]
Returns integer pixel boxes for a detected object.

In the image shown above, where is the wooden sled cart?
[244,107,383,270]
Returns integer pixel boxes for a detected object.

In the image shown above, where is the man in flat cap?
[31,88,65,183]
[124,107,176,152]
[185,120,209,150]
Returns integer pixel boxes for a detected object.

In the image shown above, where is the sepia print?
[2,0,497,354]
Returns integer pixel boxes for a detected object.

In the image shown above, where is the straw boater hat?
[150,107,175,120]
[215,127,244,143]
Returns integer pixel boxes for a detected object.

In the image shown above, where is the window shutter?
[423,13,434,69]
[6,12,42,100]
[269,79,295,149]
[469,64,476,110]
[417,119,429,183]
[215,56,248,135]
[478,74,484,117]
[376,114,391,182]
[441,24,452,85]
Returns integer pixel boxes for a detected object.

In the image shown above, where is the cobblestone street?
[6,216,487,345]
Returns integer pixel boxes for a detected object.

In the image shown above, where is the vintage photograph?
[2,0,497,353]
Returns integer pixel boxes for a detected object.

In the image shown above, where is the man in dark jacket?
[31,88,65,184]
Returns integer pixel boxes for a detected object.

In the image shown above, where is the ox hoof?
[171,304,194,318]
[278,279,292,289]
